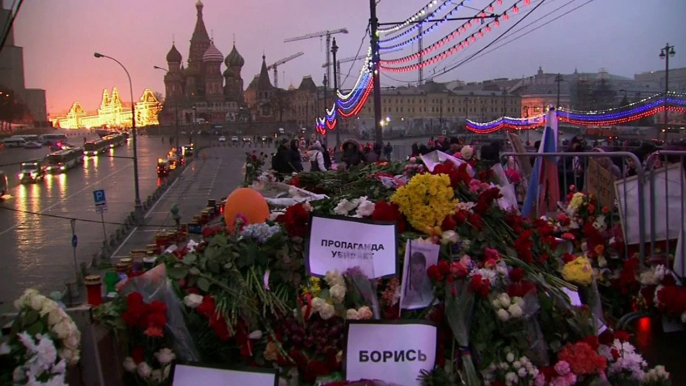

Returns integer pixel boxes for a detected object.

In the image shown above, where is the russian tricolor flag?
[522,107,560,217]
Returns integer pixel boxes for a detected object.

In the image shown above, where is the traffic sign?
[95,205,108,213]
[93,189,107,206]
[71,234,78,248]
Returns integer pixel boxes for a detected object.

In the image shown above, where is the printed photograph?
[400,240,440,310]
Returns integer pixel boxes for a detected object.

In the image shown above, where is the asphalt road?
[0,132,180,305]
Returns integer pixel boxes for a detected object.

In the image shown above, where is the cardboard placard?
[170,363,278,386]
[344,321,438,386]
[586,158,616,209]
[306,215,398,279]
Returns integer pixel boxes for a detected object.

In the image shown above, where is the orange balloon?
[224,188,270,232]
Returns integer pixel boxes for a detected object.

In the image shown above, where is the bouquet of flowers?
[0,289,81,386]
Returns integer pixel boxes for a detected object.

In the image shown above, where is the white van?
[39,133,68,145]
[2,137,27,148]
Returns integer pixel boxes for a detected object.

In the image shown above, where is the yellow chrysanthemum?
[561,256,593,286]
[391,173,457,234]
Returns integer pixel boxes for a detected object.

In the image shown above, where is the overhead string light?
[381,1,525,72]
[379,0,460,47]
[377,0,446,35]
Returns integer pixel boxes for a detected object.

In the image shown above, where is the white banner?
[171,364,278,386]
[307,215,397,278]
[344,321,437,386]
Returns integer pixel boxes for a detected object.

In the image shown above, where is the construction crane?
[266,52,304,89]
[285,28,348,90]
[321,54,367,88]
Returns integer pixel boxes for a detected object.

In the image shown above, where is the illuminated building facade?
[50,88,162,129]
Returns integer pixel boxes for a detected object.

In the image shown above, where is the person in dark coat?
[272,138,295,174]
[289,139,303,172]
[341,139,367,168]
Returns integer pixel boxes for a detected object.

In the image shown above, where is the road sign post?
[69,219,80,299]
[93,189,108,250]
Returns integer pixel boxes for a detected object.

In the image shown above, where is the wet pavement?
[0,132,182,306]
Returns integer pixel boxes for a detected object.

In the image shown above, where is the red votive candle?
[85,275,103,306]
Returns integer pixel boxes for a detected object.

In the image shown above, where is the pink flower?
[469,179,482,192]
[561,232,575,241]
[554,360,571,376]
[484,247,500,261]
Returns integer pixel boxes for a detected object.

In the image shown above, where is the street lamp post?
[659,43,676,143]
[322,74,328,144]
[153,66,180,153]
[331,38,340,147]
[94,52,143,222]
[554,73,563,109]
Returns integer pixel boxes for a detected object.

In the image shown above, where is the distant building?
[50,88,161,129]
[0,6,48,125]
[634,67,686,92]
[244,56,277,122]
[160,0,245,126]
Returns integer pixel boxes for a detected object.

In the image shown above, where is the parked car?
[242,136,252,143]
[231,136,239,143]
[218,136,227,142]
[23,141,43,149]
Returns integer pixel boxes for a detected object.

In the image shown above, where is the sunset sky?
[7,0,686,114]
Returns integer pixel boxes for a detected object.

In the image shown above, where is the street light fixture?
[153,66,180,154]
[659,43,676,142]
[94,52,143,223]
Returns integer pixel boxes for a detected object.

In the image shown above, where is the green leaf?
[189,267,201,276]
[198,277,210,292]
[27,321,44,336]
[168,266,189,280]
[24,310,39,326]
[184,254,197,265]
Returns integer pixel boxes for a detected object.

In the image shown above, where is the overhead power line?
[0,205,177,228]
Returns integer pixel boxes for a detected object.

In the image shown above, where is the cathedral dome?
[203,41,224,62]
[166,44,182,63]
[225,44,245,67]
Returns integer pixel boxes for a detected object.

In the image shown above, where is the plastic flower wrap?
[444,280,479,385]
[391,173,457,234]
[561,256,593,286]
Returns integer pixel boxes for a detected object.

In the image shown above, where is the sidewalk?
[109,146,246,259]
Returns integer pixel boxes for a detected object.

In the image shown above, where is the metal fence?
[501,151,686,271]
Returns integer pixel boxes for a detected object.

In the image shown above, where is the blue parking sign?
[93,189,106,205]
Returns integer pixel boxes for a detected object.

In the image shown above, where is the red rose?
[209,312,231,341]
[538,253,550,262]
[427,265,442,282]
[197,296,216,318]
[131,345,145,364]
[441,215,456,231]
[588,204,595,213]
[468,213,483,230]
[126,292,143,308]
[509,268,525,282]
[371,201,406,233]
[598,330,614,345]
[611,348,621,360]
[147,312,167,329]
[437,260,450,275]
[615,331,630,342]
[148,300,167,314]
[284,203,310,238]
[454,211,468,225]
[563,253,576,263]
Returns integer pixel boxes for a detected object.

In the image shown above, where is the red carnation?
[209,312,232,341]
[583,335,599,351]
[615,331,630,342]
[509,268,525,282]
[371,201,406,233]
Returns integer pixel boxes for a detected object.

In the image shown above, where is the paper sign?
[400,240,439,310]
[171,364,278,386]
[344,321,437,386]
[562,288,583,307]
[307,215,397,279]
[586,159,616,209]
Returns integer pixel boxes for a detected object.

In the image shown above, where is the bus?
[45,149,83,174]
[38,133,68,145]
[2,137,26,148]
[84,133,126,156]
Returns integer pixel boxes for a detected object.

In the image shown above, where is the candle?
[85,275,103,306]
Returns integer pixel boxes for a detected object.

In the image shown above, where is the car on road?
[49,142,77,151]
[231,136,239,143]
[18,160,46,183]
[157,158,170,177]
[181,144,194,157]
[242,136,252,143]
[23,141,43,149]
[218,136,227,142]
[0,171,8,197]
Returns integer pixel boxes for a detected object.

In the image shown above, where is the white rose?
[346,309,360,320]
[461,146,474,160]
[39,300,58,317]
[497,309,510,322]
[514,297,525,307]
[12,367,25,382]
[248,330,263,340]
[30,294,47,311]
[505,372,518,385]
[508,304,523,319]
[498,293,511,308]
[357,306,373,320]
[53,321,72,339]
[324,270,345,287]
[491,298,502,309]
[517,367,528,378]
[311,297,326,312]
[183,294,203,308]
[329,284,346,303]
[500,362,509,370]
[154,348,176,365]
[513,360,521,369]
[48,308,67,326]
[356,199,376,217]
[319,303,336,320]
[59,348,79,365]
[441,230,459,244]
[64,334,79,350]
[137,362,152,378]
[123,357,137,372]
[334,199,355,215]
